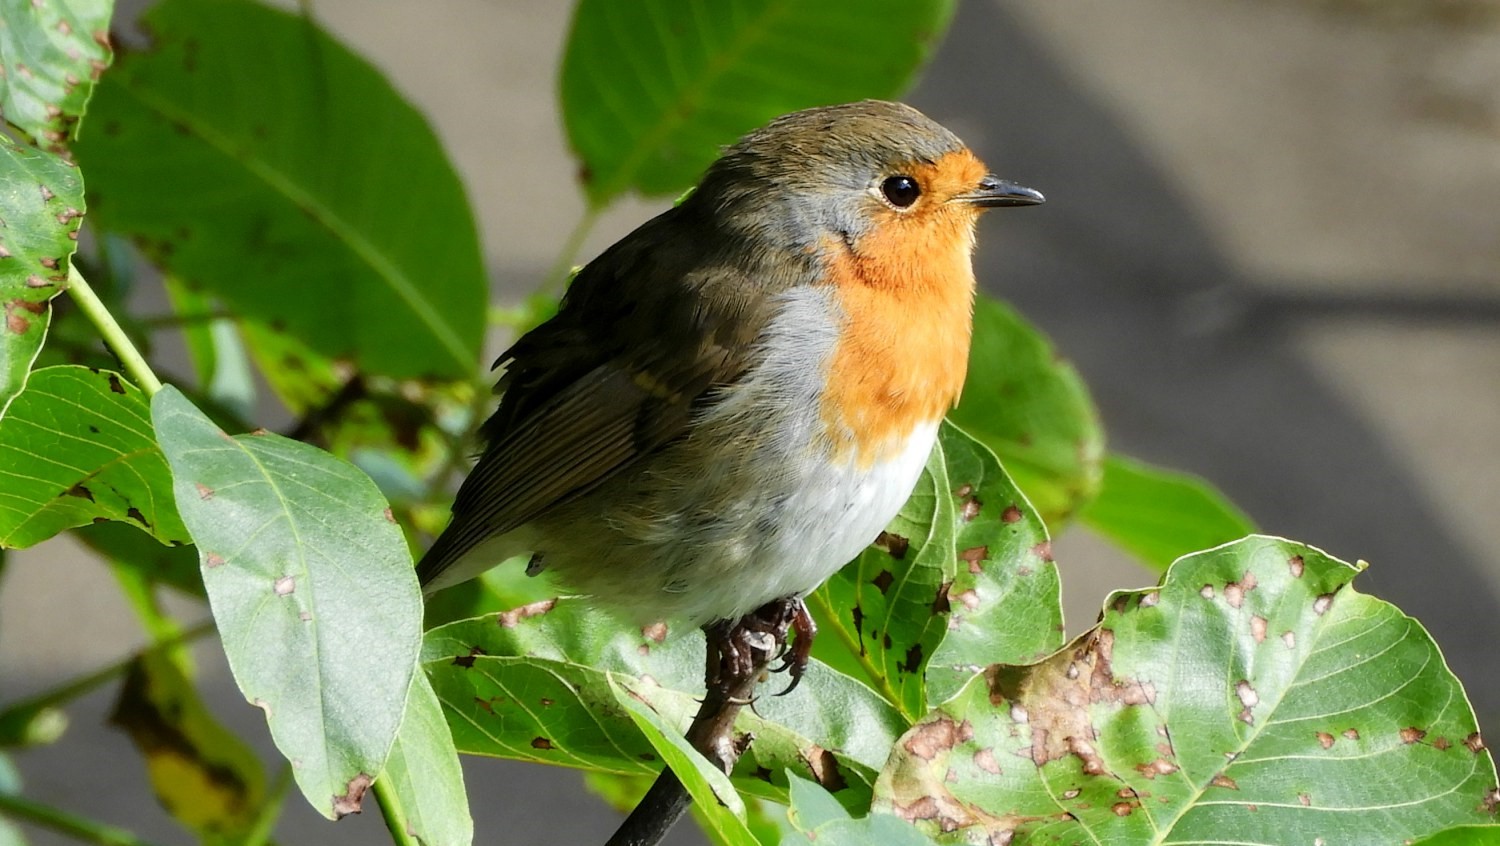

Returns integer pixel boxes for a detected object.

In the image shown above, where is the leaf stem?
[64,265,164,396]
[135,309,237,329]
[0,621,215,739]
[240,764,292,846]
[0,792,168,846]
[372,776,417,846]
[539,205,601,298]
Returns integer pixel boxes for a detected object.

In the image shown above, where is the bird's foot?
[702,596,816,701]
[770,599,816,696]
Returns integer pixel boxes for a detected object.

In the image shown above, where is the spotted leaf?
[874,537,1498,844]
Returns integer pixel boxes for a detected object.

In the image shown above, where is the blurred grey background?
[3,0,1498,843]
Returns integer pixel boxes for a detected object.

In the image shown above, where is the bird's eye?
[880,175,921,209]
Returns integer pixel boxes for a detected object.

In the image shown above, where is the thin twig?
[0,621,216,739]
[282,374,368,444]
[539,205,601,298]
[0,792,169,846]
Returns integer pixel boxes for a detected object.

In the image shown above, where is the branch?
[605,621,775,846]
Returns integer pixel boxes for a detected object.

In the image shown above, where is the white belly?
[680,419,940,622]
[446,286,946,625]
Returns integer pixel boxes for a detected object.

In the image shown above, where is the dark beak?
[956,175,1045,208]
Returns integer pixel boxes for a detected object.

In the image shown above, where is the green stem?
[135,309,236,329]
[805,590,912,722]
[109,563,185,644]
[539,205,601,298]
[0,792,168,846]
[0,621,215,733]
[64,265,164,396]
[240,764,292,846]
[373,777,417,846]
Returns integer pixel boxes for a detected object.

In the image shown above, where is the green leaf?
[237,318,473,504]
[377,674,472,846]
[109,650,266,844]
[874,536,1499,844]
[950,296,1104,525]
[782,813,939,846]
[161,276,254,421]
[0,814,20,846]
[560,0,957,205]
[420,560,563,631]
[0,138,82,417]
[784,775,937,846]
[151,386,422,819]
[0,706,65,749]
[0,752,22,846]
[1080,453,1257,572]
[422,597,904,809]
[925,424,1064,706]
[75,0,485,379]
[0,365,187,547]
[1411,826,1500,846]
[724,798,794,846]
[609,675,757,846]
[785,772,851,830]
[236,318,341,415]
[0,0,113,150]
[810,422,1063,721]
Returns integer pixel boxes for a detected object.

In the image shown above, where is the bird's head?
[692,100,1043,279]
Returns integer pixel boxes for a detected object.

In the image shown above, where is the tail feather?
[416,521,531,594]
[414,529,460,591]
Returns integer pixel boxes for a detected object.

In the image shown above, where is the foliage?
[74,0,485,379]
[0,1,1494,845]
[560,0,958,206]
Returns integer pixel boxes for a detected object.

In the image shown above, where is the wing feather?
[416,207,778,588]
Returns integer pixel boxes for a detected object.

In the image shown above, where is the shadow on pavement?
[913,0,1500,721]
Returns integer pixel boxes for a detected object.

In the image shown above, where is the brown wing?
[416,207,774,588]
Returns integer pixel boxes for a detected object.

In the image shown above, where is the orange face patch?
[816,150,988,465]
[903,149,989,209]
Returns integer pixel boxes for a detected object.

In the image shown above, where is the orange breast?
[817,208,978,467]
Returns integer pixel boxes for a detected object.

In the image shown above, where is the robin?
[418,100,1042,688]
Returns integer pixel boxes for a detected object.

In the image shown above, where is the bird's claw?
[703,596,817,700]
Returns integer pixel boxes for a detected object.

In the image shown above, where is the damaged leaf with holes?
[422,596,904,811]
[874,536,1499,844]
[0,139,85,417]
[924,425,1064,706]
[0,366,187,547]
[810,422,1062,721]
[0,0,113,151]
